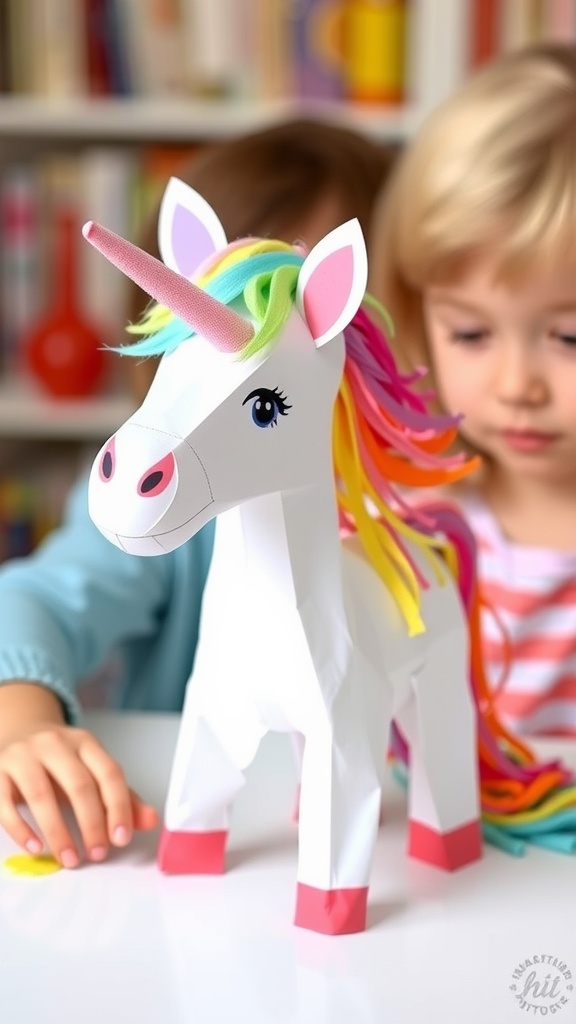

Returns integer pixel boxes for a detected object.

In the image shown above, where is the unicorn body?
[84,178,576,936]
[92,307,478,927]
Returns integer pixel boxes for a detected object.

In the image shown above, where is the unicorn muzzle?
[88,423,213,552]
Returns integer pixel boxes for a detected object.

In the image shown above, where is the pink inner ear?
[302,245,354,340]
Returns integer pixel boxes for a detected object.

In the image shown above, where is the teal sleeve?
[0,476,174,723]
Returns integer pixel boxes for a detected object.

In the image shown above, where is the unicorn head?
[86,178,367,555]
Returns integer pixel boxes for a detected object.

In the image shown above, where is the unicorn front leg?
[158,682,265,874]
[395,626,482,871]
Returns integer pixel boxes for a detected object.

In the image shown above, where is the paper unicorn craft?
[84,178,576,936]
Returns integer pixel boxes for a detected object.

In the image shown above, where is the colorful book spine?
[117,0,188,97]
[5,0,36,93]
[181,0,240,96]
[103,0,132,94]
[408,0,469,117]
[0,457,80,563]
[469,0,500,68]
[541,0,576,41]
[0,0,10,93]
[79,146,140,344]
[85,0,113,96]
[253,0,292,98]
[0,164,41,376]
[499,0,541,53]
[0,479,35,561]
[141,0,188,96]
[290,0,344,100]
[341,0,407,104]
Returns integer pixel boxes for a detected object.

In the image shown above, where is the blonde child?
[370,44,576,738]
[0,120,393,868]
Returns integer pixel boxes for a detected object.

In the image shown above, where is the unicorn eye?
[242,387,292,429]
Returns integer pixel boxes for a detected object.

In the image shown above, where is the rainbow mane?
[123,237,576,856]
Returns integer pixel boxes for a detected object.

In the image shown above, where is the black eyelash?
[242,386,292,415]
[270,386,292,414]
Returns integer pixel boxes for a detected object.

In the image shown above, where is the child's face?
[423,249,576,487]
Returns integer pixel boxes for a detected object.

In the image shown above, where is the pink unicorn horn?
[82,220,254,353]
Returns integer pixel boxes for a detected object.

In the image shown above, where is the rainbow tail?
[390,500,576,857]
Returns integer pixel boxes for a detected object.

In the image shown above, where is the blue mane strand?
[123,251,304,359]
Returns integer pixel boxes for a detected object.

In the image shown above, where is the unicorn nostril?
[102,451,113,478]
[141,471,163,494]
[137,451,176,498]
[99,438,115,482]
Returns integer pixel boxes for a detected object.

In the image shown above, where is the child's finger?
[3,752,80,867]
[40,744,110,863]
[130,790,160,832]
[0,772,44,854]
[77,737,135,847]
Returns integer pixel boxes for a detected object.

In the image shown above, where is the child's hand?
[0,722,159,867]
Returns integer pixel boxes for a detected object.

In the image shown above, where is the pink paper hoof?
[294,882,368,935]
[157,827,227,874]
[408,819,482,871]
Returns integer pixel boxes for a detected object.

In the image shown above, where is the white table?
[1,712,575,1024]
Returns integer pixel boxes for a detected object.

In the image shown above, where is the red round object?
[25,317,106,398]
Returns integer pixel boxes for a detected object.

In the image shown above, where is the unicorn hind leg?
[396,627,482,871]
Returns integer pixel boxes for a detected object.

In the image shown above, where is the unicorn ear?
[295,219,367,348]
[158,177,228,279]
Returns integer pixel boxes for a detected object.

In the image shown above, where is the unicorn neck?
[213,468,343,607]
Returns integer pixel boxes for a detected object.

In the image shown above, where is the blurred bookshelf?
[0,379,135,440]
[0,0,574,556]
[0,95,419,143]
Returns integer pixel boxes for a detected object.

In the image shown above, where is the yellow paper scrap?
[3,853,61,877]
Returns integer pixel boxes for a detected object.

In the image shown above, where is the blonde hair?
[370,44,576,390]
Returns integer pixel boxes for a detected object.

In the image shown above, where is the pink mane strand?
[343,308,459,435]
[346,361,465,470]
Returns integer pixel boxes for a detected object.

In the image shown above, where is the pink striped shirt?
[454,493,576,737]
